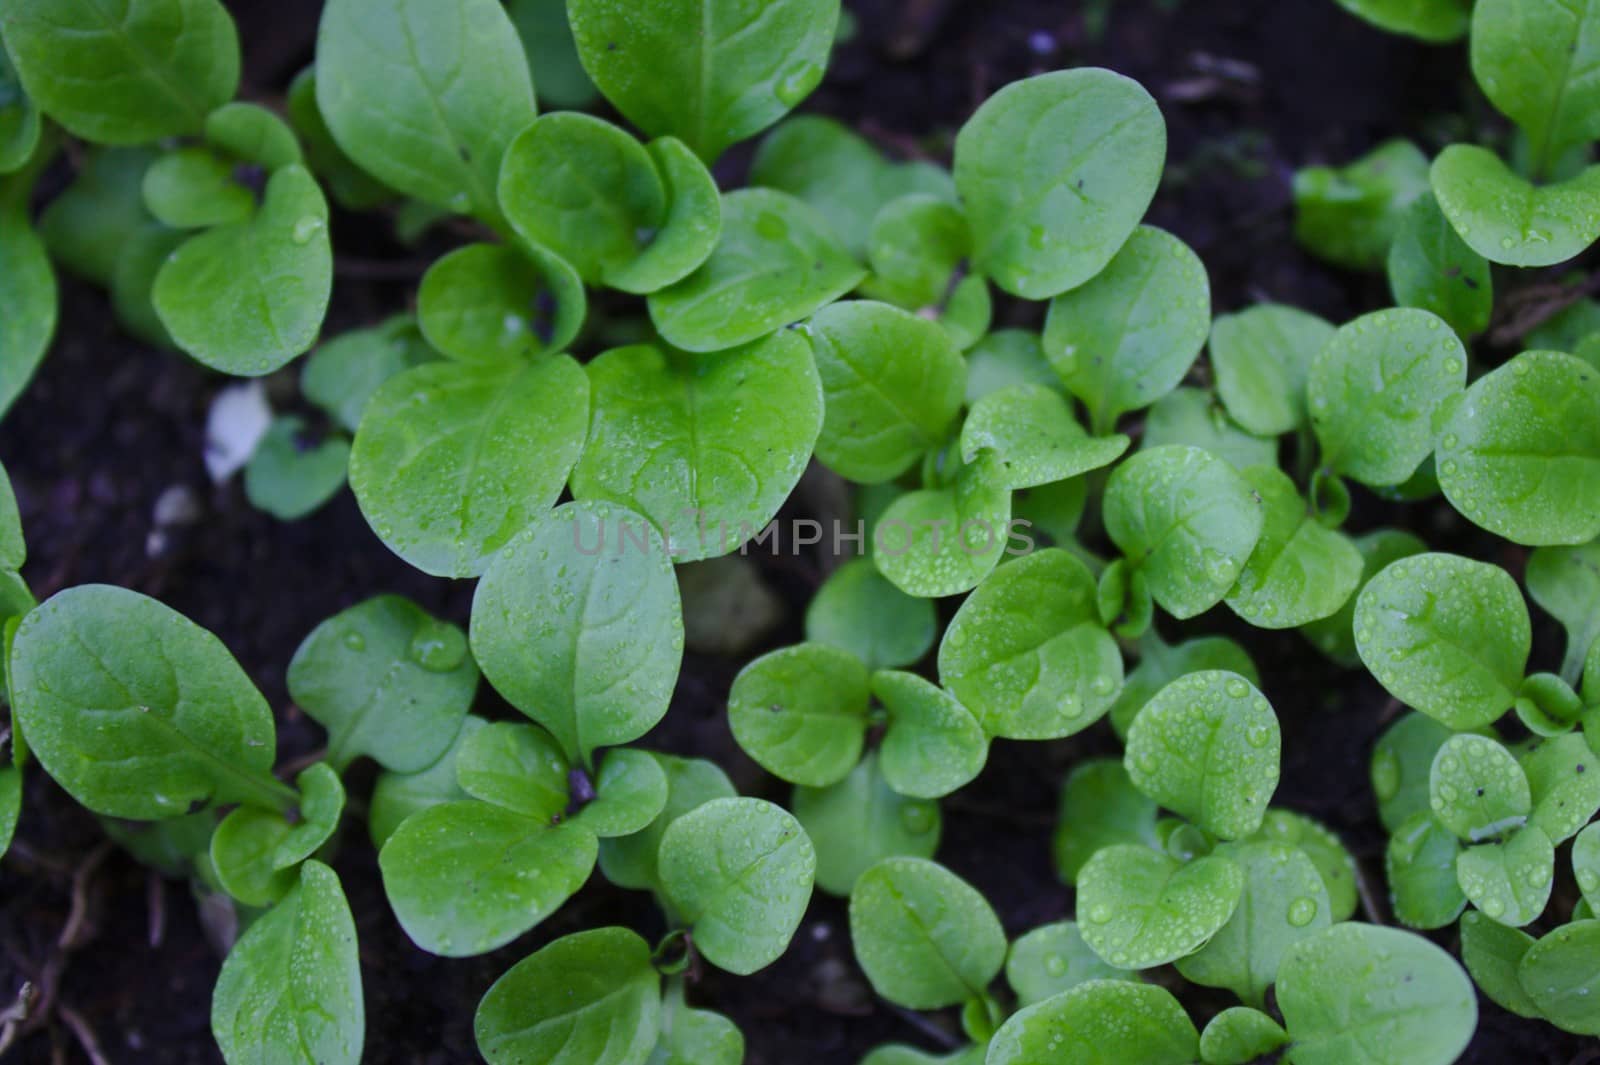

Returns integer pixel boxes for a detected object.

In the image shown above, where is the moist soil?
[0,0,1592,1061]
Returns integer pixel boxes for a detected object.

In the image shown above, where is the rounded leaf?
[350,355,590,577]
[1431,145,1600,268]
[1104,445,1265,620]
[596,753,735,893]
[1520,920,1600,1035]
[1225,466,1363,630]
[416,242,585,363]
[1354,553,1530,729]
[1125,671,1281,840]
[1455,825,1554,927]
[1386,193,1492,339]
[728,643,869,788]
[849,857,1006,1010]
[1384,812,1466,930]
[1307,308,1466,488]
[804,559,937,672]
[1076,845,1245,970]
[605,137,723,295]
[954,69,1165,300]
[938,548,1122,740]
[872,454,1012,598]
[874,671,987,799]
[1429,734,1530,841]
[959,384,1129,489]
[571,333,823,561]
[1459,909,1540,1019]
[1436,349,1600,546]
[575,748,670,839]
[987,980,1198,1065]
[792,754,940,896]
[287,595,478,773]
[1209,303,1334,436]
[657,797,816,975]
[1042,225,1210,432]
[471,500,684,763]
[1005,921,1132,1008]
[1276,924,1476,1065]
[474,927,660,1065]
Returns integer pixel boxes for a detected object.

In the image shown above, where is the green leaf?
[1109,632,1258,739]
[597,753,734,894]
[211,764,346,907]
[1052,759,1159,885]
[1332,0,1470,40]
[204,102,302,169]
[243,417,349,522]
[416,242,585,363]
[606,137,723,295]
[748,115,894,256]
[0,46,39,173]
[475,926,660,1065]
[1125,671,1280,840]
[1456,824,1554,926]
[110,222,186,347]
[1307,308,1465,487]
[1277,924,1476,1065]
[649,188,864,352]
[872,452,1012,598]
[1385,812,1467,929]
[211,861,362,1065]
[1104,445,1265,619]
[1199,1006,1289,1065]
[874,670,987,799]
[1520,733,1600,842]
[1387,193,1493,339]
[1077,845,1245,969]
[1042,226,1210,433]
[368,716,486,848]
[1292,140,1430,271]
[805,300,967,484]
[1142,388,1277,471]
[1576,822,1600,913]
[301,319,435,434]
[1354,553,1530,729]
[152,164,332,375]
[987,980,1198,1065]
[316,0,535,220]
[960,384,1129,489]
[954,69,1165,300]
[805,559,937,671]
[1176,841,1331,1007]
[1436,349,1600,545]
[350,355,589,577]
[1006,921,1133,1008]
[1371,712,1470,830]
[792,753,940,896]
[0,0,238,145]
[379,799,596,955]
[567,0,837,162]
[1431,146,1600,267]
[507,0,598,110]
[0,183,55,420]
[286,67,391,211]
[1225,466,1362,629]
[1302,529,1427,668]
[571,333,823,561]
[938,548,1121,740]
[498,112,665,284]
[648,999,743,1065]
[1521,920,1600,1034]
[0,461,20,573]
[454,721,570,820]
[1209,303,1334,437]
[1428,734,1530,841]
[575,748,670,839]
[471,500,683,764]
[1459,909,1541,1018]
[964,329,1056,404]
[141,148,254,228]
[9,585,290,819]
[1528,540,1600,682]
[1252,810,1360,923]
[727,643,869,788]
[863,194,970,310]
[657,797,816,975]
[849,857,1005,1009]
[1471,0,1600,167]
[37,147,158,285]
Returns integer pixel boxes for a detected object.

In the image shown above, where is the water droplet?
[1044,954,1068,977]
[900,803,936,835]
[409,621,467,672]
[1226,678,1249,698]
[1287,896,1318,927]
[1372,748,1401,801]
[291,216,324,245]
[342,631,366,652]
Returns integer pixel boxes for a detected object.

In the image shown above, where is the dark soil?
[0,0,1592,1062]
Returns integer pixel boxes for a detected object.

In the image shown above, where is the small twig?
[0,982,36,1056]
[1489,271,1600,346]
[885,1002,960,1050]
[57,841,112,951]
[146,872,167,949]
[57,1004,111,1065]
[1354,857,1388,926]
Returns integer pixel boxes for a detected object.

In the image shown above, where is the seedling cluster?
[1,0,1599,1061]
